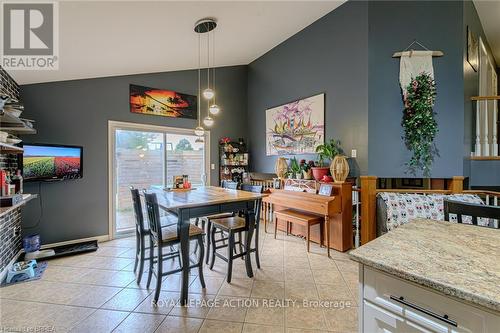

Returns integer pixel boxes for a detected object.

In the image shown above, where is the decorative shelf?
[0,127,36,134]
[470,96,500,101]
[0,142,23,154]
[470,156,500,160]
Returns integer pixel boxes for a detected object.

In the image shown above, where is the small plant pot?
[311,167,329,181]
[303,170,313,180]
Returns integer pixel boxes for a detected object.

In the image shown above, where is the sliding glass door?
[109,121,209,237]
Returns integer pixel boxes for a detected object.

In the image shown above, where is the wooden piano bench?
[274,209,324,252]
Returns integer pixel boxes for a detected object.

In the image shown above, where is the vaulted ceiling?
[9,1,345,85]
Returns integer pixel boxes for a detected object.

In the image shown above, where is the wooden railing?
[471,96,499,158]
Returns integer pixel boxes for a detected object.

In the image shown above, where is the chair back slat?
[443,199,500,228]
[130,187,146,232]
[241,184,263,193]
[144,192,163,240]
[222,180,238,189]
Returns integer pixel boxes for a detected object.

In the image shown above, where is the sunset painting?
[266,93,324,156]
[130,84,197,119]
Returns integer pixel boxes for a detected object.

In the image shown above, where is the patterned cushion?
[378,192,487,231]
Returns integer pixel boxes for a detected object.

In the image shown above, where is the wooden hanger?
[392,40,444,58]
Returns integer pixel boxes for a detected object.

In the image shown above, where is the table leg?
[325,215,330,259]
[263,202,268,233]
[205,219,212,264]
[178,209,190,305]
[244,207,256,278]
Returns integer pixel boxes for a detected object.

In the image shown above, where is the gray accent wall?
[367,1,465,178]
[247,1,369,176]
[20,66,248,244]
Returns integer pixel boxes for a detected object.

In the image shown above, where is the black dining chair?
[130,187,178,284]
[209,184,263,283]
[144,191,206,302]
[444,199,500,228]
[201,180,240,264]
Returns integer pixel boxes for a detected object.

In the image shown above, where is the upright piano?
[262,182,353,253]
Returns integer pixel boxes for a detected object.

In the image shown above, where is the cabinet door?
[364,300,433,333]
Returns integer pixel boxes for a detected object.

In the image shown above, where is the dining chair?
[444,199,500,228]
[143,192,206,303]
[209,184,263,282]
[130,187,178,284]
[201,180,239,264]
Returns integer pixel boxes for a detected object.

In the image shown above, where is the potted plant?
[301,159,313,180]
[289,157,302,179]
[312,139,342,181]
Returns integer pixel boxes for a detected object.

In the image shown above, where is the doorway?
[108,121,210,238]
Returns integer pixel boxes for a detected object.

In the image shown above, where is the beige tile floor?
[0,225,359,333]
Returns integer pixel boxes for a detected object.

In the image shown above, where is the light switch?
[211,163,215,170]
[351,149,357,158]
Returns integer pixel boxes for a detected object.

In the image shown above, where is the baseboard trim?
[0,249,23,283]
[40,234,110,249]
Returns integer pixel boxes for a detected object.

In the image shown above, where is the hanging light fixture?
[195,18,218,127]
[194,26,205,137]
[209,28,221,116]
[195,18,217,100]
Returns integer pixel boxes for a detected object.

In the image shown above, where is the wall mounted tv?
[22,144,83,181]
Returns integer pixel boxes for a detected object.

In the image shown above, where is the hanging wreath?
[402,73,438,177]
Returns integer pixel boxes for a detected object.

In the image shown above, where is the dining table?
[147,186,267,305]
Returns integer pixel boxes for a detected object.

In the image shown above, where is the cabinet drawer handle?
[389,295,457,327]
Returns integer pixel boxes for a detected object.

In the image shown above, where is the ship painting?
[266,93,325,156]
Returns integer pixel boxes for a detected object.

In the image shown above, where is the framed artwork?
[467,26,478,72]
[318,183,334,196]
[266,93,324,156]
[130,84,197,119]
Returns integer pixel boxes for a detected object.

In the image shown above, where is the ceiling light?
[203,88,215,100]
[209,104,220,115]
[203,116,214,127]
[194,126,205,137]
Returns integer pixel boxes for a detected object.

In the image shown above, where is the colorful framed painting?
[130,84,197,119]
[266,93,324,156]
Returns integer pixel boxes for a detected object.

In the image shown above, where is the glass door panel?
[115,129,165,234]
[166,133,206,187]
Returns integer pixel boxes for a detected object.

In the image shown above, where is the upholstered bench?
[274,209,323,252]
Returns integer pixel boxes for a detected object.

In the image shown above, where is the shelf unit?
[219,140,249,186]
[0,110,36,134]
[0,142,23,154]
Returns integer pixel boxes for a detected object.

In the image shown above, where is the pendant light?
[209,29,221,116]
[201,19,216,100]
[194,29,204,137]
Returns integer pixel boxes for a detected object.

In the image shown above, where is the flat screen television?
[22,144,83,181]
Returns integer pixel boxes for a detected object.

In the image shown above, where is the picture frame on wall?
[265,93,325,156]
[467,26,478,72]
[129,84,197,119]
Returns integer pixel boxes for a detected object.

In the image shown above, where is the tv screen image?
[23,144,83,181]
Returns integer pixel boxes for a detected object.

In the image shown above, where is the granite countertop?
[350,218,500,312]
[0,194,37,218]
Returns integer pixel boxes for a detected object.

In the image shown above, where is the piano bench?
[274,209,323,252]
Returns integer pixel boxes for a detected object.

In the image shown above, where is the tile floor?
[0,225,359,333]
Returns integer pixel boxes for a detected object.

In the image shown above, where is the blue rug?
[1,261,48,287]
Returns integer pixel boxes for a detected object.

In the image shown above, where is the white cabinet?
[358,265,500,333]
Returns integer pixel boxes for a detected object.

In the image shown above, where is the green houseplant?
[312,139,342,181]
[289,157,302,179]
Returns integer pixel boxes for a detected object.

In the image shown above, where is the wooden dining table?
[147,186,267,305]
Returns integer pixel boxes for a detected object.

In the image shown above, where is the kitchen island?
[350,218,500,333]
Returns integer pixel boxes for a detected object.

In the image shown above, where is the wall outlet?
[211,163,215,170]
[351,149,357,158]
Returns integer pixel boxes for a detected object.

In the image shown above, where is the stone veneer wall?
[0,66,20,101]
[1,66,22,275]
[0,209,22,273]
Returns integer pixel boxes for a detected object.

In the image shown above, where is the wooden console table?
[262,183,353,255]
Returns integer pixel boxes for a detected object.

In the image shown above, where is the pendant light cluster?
[194,18,220,139]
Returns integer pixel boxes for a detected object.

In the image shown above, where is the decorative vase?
[330,155,350,183]
[274,157,288,179]
[311,167,329,181]
[303,169,313,180]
